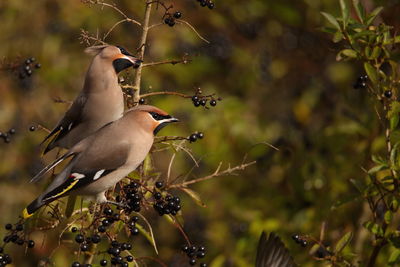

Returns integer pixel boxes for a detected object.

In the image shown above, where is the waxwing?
[255,232,296,267]
[23,105,178,218]
[42,45,142,153]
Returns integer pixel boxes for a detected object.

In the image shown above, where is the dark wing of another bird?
[42,94,87,153]
[255,232,296,267]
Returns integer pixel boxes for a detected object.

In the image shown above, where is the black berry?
[210,100,217,106]
[384,90,392,98]
[100,259,107,266]
[173,11,182,19]
[75,234,84,243]
[200,99,207,106]
[29,125,36,131]
[5,224,12,230]
[8,128,16,135]
[139,98,145,104]
[28,240,35,248]
[189,134,197,142]
[155,181,164,188]
[71,262,81,267]
[197,132,204,139]
[15,224,23,231]
[35,63,41,69]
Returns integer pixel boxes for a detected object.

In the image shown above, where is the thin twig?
[176,19,210,44]
[131,0,153,105]
[142,57,191,67]
[140,91,191,98]
[170,161,256,188]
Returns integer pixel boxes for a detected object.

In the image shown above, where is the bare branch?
[176,19,210,44]
[140,91,191,98]
[82,0,141,26]
[170,160,256,188]
[142,57,191,67]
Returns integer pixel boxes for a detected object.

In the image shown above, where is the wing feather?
[255,232,296,267]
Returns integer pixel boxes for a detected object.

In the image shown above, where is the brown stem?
[140,91,191,98]
[366,223,388,267]
[131,0,153,106]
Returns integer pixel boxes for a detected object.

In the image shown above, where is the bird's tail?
[22,198,44,219]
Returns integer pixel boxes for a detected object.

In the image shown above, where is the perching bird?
[255,232,296,267]
[42,45,142,154]
[23,105,178,218]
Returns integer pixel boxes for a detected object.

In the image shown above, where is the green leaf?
[65,195,77,218]
[389,249,400,265]
[335,231,353,253]
[385,210,393,224]
[371,46,381,59]
[363,221,384,236]
[333,31,344,43]
[364,62,379,84]
[391,115,399,131]
[182,187,206,207]
[340,0,350,28]
[352,0,365,23]
[143,154,153,176]
[343,49,357,58]
[309,244,320,256]
[368,164,388,174]
[321,12,341,30]
[395,35,400,43]
[366,7,383,25]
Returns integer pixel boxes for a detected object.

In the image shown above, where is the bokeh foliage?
[1,0,400,266]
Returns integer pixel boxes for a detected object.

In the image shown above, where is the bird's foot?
[106,200,129,209]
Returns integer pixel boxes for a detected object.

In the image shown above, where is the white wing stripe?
[93,170,106,180]
[71,173,85,180]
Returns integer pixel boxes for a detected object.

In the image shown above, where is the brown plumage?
[42,45,142,153]
[23,105,178,218]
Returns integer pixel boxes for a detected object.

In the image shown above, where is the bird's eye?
[117,46,127,55]
[149,112,171,121]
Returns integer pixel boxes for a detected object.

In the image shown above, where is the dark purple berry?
[189,134,197,142]
[35,63,41,69]
[91,234,101,243]
[197,132,204,139]
[5,224,12,230]
[131,227,139,235]
[100,259,107,266]
[173,11,182,19]
[207,1,214,9]
[126,255,134,262]
[200,99,207,106]
[75,234,84,243]
[29,125,36,131]
[28,240,35,248]
[384,90,392,98]
[189,258,196,265]
[8,128,16,135]
[300,239,307,247]
[192,95,199,102]
[194,100,201,107]
[80,243,89,251]
[139,98,145,104]
[210,99,217,106]
[15,224,23,231]
[155,181,163,188]
[17,239,24,245]
[200,263,207,267]
[71,262,81,267]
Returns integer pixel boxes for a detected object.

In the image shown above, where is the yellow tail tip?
[22,208,33,219]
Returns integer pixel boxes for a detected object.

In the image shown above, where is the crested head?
[85,45,142,74]
[125,105,179,135]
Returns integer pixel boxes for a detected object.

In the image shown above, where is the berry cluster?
[3,223,35,249]
[0,128,15,144]
[105,240,133,266]
[121,182,142,213]
[353,75,368,89]
[196,0,214,9]
[164,11,182,27]
[19,57,41,80]
[188,132,204,143]
[97,208,122,233]
[152,182,182,216]
[181,244,207,266]
[127,216,140,236]
[291,234,307,247]
[0,250,13,267]
[191,95,219,108]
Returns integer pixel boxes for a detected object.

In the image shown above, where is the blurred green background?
[0,0,399,266]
